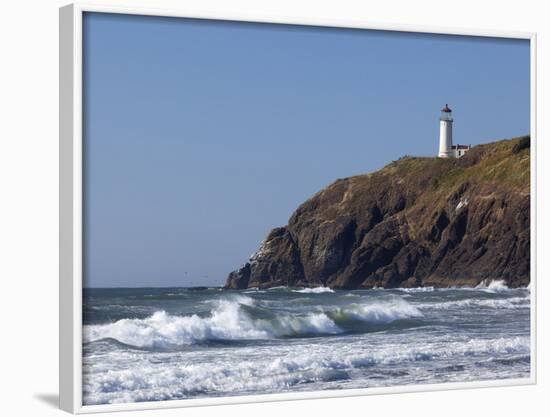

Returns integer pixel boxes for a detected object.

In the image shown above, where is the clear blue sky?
[83,12,530,288]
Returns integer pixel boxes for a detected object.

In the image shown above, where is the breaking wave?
[475,280,510,292]
[418,296,530,310]
[84,296,338,348]
[294,287,334,294]
[84,295,421,349]
[330,297,423,324]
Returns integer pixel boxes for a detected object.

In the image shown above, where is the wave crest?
[330,297,423,324]
[84,296,342,348]
[294,287,334,294]
[419,296,529,311]
[475,280,510,292]
[84,295,423,348]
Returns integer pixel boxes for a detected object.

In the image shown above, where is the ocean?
[82,282,531,405]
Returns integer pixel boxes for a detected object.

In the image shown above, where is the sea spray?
[475,280,510,292]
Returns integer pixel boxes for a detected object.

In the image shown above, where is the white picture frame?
[59,2,537,413]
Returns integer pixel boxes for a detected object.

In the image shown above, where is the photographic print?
[81,12,531,406]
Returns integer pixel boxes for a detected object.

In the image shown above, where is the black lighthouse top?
[440,104,453,121]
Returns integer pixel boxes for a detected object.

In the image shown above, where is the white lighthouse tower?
[438,104,471,158]
[438,104,454,158]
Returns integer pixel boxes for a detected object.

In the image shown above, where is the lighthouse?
[438,104,453,158]
[438,104,470,158]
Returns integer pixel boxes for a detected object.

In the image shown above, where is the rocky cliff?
[225,136,530,289]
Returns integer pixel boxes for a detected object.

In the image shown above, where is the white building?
[438,104,471,158]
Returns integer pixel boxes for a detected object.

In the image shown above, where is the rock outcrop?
[225,136,530,289]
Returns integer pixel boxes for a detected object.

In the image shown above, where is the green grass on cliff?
[384,135,530,191]
[435,136,530,189]
[322,135,529,226]
[378,135,530,238]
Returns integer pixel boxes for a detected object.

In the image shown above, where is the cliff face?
[225,136,531,289]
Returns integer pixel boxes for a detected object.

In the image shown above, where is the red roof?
[441,104,452,113]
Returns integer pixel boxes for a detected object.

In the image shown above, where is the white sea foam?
[418,296,529,311]
[475,280,510,292]
[83,294,429,348]
[83,335,530,405]
[396,287,435,293]
[83,285,532,406]
[243,288,266,294]
[84,296,342,348]
[266,286,289,291]
[294,287,334,294]
[331,297,423,323]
